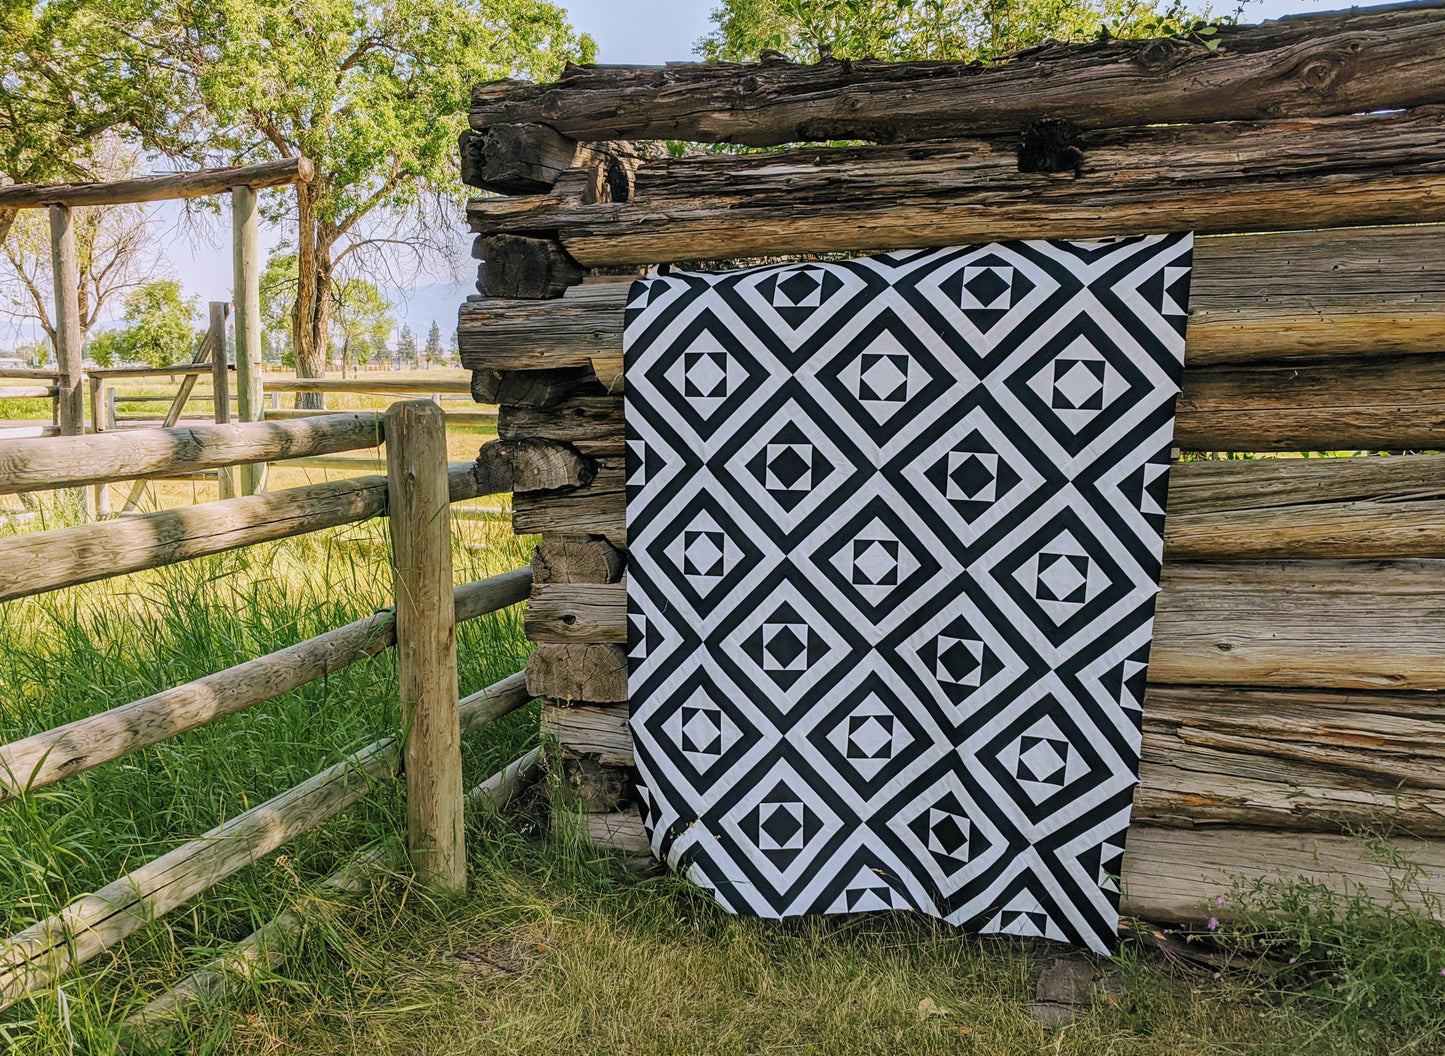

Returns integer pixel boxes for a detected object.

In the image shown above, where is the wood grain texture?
[467,107,1445,265]
[387,401,465,894]
[460,123,582,194]
[460,226,1445,380]
[526,643,627,702]
[471,438,595,496]
[0,569,531,801]
[0,413,381,495]
[477,235,585,299]
[0,158,312,209]
[468,4,1445,145]
[525,561,1445,690]
[532,537,625,584]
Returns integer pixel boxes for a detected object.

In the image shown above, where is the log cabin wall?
[458,1,1445,921]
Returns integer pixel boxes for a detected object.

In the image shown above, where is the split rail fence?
[0,403,569,1016]
[456,0,1445,924]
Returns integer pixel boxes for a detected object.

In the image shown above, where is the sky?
[2,0,1338,350]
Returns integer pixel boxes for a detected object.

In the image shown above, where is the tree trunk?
[292,183,328,410]
[0,208,15,248]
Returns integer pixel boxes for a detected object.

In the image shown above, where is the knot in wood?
[1297,55,1347,91]
[1134,37,1190,73]
[1017,119,1084,175]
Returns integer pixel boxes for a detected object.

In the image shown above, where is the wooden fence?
[0,405,573,1017]
[456,1,1445,926]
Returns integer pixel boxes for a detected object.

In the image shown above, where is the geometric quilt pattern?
[624,236,1193,953]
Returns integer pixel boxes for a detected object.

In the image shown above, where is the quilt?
[622,236,1193,953]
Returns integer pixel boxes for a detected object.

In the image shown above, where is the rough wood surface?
[466,107,1445,265]
[468,4,1445,145]
[387,401,465,894]
[0,413,381,495]
[524,562,1445,691]
[0,158,313,209]
[0,568,531,801]
[460,225,1445,377]
[477,234,585,298]
[460,123,582,194]
[472,438,596,495]
[469,365,601,406]
[538,684,1445,835]
[498,395,623,453]
[553,752,635,813]
[564,809,1445,925]
[47,205,84,438]
[532,537,625,583]
[512,459,625,546]
[232,185,264,495]
[526,643,627,702]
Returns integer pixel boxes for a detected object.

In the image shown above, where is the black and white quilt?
[623,236,1192,953]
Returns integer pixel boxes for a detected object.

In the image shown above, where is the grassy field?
[2,375,1443,1054]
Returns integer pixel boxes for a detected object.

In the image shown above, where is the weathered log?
[512,459,626,545]
[524,562,1445,691]
[472,438,596,495]
[552,751,635,813]
[0,569,532,800]
[498,394,623,452]
[0,158,313,210]
[460,225,1445,375]
[0,413,381,495]
[467,107,1445,265]
[527,643,627,702]
[460,124,582,194]
[539,685,1445,836]
[533,536,626,584]
[477,234,585,298]
[469,365,601,406]
[469,5,1445,145]
[0,463,493,603]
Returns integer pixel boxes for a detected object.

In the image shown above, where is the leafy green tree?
[86,281,201,368]
[150,0,595,402]
[424,319,443,365]
[330,278,393,377]
[0,0,191,243]
[698,0,1217,63]
[395,323,418,367]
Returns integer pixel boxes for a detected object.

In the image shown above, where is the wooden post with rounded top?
[232,184,265,494]
[386,399,465,894]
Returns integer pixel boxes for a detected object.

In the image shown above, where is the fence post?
[385,399,464,894]
[209,303,237,499]
[89,375,110,516]
[232,184,265,495]
[47,204,88,518]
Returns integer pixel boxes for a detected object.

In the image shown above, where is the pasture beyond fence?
[0,404,574,1028]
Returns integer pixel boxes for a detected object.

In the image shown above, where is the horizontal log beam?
[539,686,1445,835]
[525,562,1445,690]
[565,807,1445,925]
[0,666,533,1012]
[0,413,382,495]
[467,107,1445,265]
[460,226,1445,375]
[0,158,313,210]
[469,4,1445,145]
[0,460,510,604]
[261,378,472,394]
[527,643,627,703]
[0,385,57,400]
[0,569,533,800]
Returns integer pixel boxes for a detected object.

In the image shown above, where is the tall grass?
[0,510,536,1051]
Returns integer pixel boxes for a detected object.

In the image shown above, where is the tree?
[0,0,192,244]
[698,0,1217,63]
[395,323,418,367]
[86,281,201,367]
[0,140,162,348]
[151,0,594,404]
[330,278,393,377]
[424,319,443,365]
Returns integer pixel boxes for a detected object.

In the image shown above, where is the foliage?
[1217,836,1445,1046]
[395,322,418,364]
[698,0,1224,63]
[0,0,192,242]
[330,277,394,373]
[424,319,444,363]
[85,280,200,367]
[145,0,595,386]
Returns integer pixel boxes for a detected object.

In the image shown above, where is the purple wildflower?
[1215,895,1227,907]
[1208,916,1219,931]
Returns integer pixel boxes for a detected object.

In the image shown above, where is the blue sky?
[4,0,1336,348]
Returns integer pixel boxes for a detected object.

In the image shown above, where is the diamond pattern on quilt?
[627,235,1192,954]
